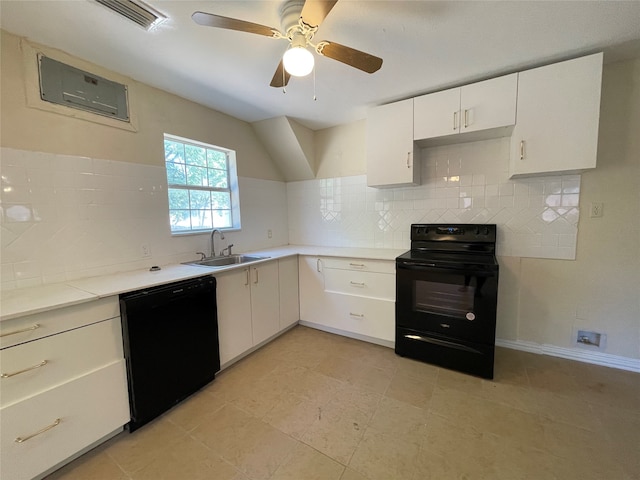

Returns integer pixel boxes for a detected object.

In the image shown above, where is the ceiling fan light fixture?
[283,46,314,77]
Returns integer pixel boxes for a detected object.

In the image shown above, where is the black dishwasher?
[119,276,220,432]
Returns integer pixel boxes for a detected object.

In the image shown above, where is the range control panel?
[411,224,496,243]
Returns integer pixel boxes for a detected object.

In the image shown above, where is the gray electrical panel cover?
[38,55,130,121]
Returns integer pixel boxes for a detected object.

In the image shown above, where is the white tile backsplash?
[288,138,581,259]
[0,148,288,290]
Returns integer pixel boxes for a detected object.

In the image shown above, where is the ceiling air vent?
[92,0,166,30]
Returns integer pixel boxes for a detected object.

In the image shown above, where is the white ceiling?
[2,1,640,130]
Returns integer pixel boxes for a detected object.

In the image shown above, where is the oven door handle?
[397,261,437,269]
[403,333,483,354]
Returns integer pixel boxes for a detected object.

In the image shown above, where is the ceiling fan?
[192,0,383,88]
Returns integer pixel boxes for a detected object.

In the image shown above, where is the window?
[163,134,240,234]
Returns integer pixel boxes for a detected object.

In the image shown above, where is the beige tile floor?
[47,326,640,480]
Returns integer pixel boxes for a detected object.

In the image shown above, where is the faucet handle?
[196,251,207,260]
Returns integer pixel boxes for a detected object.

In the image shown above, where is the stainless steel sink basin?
[184,254,269,268]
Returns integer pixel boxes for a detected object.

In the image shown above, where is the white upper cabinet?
[509,53,603,178]
[366,98,420,188]
[414,73,517,142]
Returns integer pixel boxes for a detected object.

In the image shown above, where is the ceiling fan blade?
[192,11,278,37]
[270,60,291,88]
[300,0,339,28]
[317,41,383,74]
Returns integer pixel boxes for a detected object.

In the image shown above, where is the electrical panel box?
[38,54,129,121]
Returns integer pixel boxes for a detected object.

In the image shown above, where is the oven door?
[396,261,498,344]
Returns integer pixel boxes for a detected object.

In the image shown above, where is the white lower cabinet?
[278,256,300,330]
[1,361,129,480]
[216,258,298,368]
[250,262,280,346]
[215,267,253,366]
[0,297,129,480]
[299,256,395,344]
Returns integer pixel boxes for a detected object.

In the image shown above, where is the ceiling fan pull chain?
[282,64,287,94]
[313,66,317,101]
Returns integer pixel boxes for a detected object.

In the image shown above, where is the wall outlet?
[141,243,151,257]
[590,202,604,218]
[268,229,272,239]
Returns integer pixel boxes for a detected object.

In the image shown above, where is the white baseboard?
[496,338,640,373]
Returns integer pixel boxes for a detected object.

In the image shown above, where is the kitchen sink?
[184,254,269,268]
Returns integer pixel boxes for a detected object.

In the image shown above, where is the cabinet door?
[366,98,419,187]
[414,87,461,139]
[298,256,327,326]
[250,262,280,346]
[510,53,602,177]
[460,73,517,133]
[278,256,299,330]
[215,268,253,365]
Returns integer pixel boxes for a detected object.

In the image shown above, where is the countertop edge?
[1,245,405,321]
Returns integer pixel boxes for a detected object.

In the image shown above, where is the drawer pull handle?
[0,324,40,338]
[349,312,364,318]
[349,263,365,268]
[1,360,48,378]
[15,418,61,443]
[350,281,365,287]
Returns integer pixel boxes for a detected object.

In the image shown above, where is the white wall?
[0,30,288,289]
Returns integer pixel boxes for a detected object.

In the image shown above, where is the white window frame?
[163,133,241,235]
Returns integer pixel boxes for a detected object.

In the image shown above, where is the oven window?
[414,280,474,318]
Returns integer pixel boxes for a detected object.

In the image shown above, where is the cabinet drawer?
[1,318,124,407]
[324,269,395,301]
[321,257,395,274]
[0,297,119,349]
[0,360,130,480]
[325,293,395,342]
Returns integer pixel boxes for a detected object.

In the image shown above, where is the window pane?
[164,135,238,234]
[211,191,231,209]
[168,188,189,209]
[185,144,207,167]
[190,210,213,230]
[213,210,232,228]
[208,168,228,188]
[189,189,212,209]
[166,162,186,185]
[164,140,185,163]
[207,149,227,170]
[169,209,191,230]
[185,165,208,186]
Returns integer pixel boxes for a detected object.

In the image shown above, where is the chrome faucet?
[210,229,224,257]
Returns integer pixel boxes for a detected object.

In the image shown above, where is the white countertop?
[0,245,405,321]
